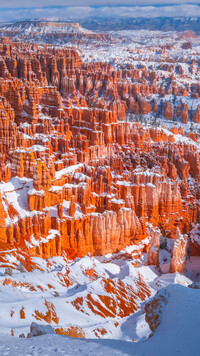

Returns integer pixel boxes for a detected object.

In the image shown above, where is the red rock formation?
[0,37,199,262]
[176,102,189,124]
[147,228,161,267]
[193,106,200,123]
[189,225,200,256]
[170,228,188,273]
[188,132,198,143]
[163,101,174,120]
[181,42,192,50]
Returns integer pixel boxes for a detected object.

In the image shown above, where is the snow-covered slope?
[0,20,93,35]
[0,20,96,45]
[0,284,200,355]
[0,242,195,341]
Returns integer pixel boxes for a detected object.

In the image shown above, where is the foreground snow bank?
[1,284,200,355]
[0,334,131,356]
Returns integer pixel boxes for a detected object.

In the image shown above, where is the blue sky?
[0,1,200,22]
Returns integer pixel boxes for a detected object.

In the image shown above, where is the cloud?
[0,4,200,22]
[1,0,200,8]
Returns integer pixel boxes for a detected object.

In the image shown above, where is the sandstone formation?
[147,228,161,267]
[193,106,200,123]
[0,37,199,265]
[170,228,188,273]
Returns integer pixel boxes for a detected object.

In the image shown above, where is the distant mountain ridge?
[78,17,200,34]
[0,20,112,45]
[0,20,92,35]
[0,17,200,36]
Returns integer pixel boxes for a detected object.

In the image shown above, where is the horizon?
[0,2,200,22]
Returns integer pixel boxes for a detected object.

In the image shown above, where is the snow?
[28,145,47,153]
[0,233,199,355]
[0,20,93,37]
[109,198,125,205]
[0,177,35,224]
[28,322,55,337]
[28,189,45,196]
[190,224,200,245]
[55,164,83,179]
[1,284,200,356]
[62,200,84,219]
[49,186,63,193]
[0,238,195,340]
[0,334,129,356]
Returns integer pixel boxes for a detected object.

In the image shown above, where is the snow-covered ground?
[0,241,198,342]
[79,29,200,67]
[0,283,200,355]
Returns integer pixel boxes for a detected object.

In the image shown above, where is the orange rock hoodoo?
[0,38,199,263]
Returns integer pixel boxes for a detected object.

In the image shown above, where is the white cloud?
[0,4,200,22]
[0,1,200,8]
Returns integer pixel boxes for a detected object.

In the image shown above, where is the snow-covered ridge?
[0,20,93,36]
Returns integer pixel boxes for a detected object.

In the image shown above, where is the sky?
[0,1,200,22]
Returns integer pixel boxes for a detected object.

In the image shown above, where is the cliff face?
[0,37,199,263]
